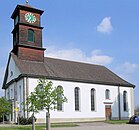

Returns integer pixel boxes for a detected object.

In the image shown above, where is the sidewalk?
[1,122,139,130]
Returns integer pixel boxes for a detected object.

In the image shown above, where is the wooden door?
[105,105,112,120]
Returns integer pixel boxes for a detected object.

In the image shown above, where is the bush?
[28,116,37,124]
[18,116,37,125]
[18,117,28,125]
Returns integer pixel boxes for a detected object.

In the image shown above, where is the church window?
[28,29,34,42]
[57,86,63,111]
[105,89,110,99]
[75,87,80,111]
[91,88,96,111]
[7,91,10,100]
[123,91,127,111]
[10,71,13,77]
[11,89,13,99]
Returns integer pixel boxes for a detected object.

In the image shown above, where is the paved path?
[1,122,139,130]
[51,122,139,130]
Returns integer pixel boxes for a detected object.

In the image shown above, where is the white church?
[2,3,135,123]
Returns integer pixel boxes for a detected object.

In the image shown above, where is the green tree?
[135,106,139,114]
[0,97,12,124]
[25,91,40,130]
[26,78,67,130]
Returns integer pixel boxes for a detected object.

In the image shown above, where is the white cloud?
[115,62,139,81]
[117,62,138,74]
[45,47,113,65]
[89,50,113,65]
[97,17,113,34]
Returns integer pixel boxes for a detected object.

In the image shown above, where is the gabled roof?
[4,52,134,88]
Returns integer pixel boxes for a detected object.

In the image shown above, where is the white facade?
[28,78,134,123]
[6,56,21,84]
[4,56,134,123]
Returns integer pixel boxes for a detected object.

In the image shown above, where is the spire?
[26,0,28,4]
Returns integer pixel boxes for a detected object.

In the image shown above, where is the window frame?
[91,88,96,111]
[74,87,80,111]
[105,89,110,100]
[28,29,35,43]
[123,91,128,111]
[57,86,63,111]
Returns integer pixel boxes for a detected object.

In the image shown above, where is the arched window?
[28,29,34,42]
[57,86,63,111]
[105,89,110,99]
[123,91,127,111]
[11,89,13,99]
[75,87,80,111]
[91,88,96,111]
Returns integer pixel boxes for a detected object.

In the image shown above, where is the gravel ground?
[51,122,139,130]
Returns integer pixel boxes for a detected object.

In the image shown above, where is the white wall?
[5,78,24,121]
[16,79,24,116]
[120,87,133,118]
[28,78,133,120]
[6,56,21,83]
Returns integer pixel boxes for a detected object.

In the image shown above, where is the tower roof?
[11,4,44,19]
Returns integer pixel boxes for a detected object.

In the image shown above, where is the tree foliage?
[26,78,68,130]
[0,97,12,123]
[26,78,67,113]
[135,106,139,114]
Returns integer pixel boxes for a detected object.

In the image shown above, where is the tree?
[26,78,67,130]
[135,106,139,115]
[0,97,12,124]
[25,91,40,130]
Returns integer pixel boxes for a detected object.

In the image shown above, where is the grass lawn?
[0,123,78,130]
[105,120,129,124]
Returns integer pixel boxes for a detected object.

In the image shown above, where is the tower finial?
[26,0,28,4]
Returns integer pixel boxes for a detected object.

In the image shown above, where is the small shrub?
[18,116,37,125]
[18,117,28,125]
[28,116,37,124]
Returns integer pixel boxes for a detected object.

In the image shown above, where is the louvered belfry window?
[28,29,34,42]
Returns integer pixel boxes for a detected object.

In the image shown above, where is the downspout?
[118,86,121,120]
[26,77,29,118]
[23,77,26,118]
[23,77,29,118]
[14,81,17,123]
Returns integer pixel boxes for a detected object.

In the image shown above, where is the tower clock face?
[25,13,36,23]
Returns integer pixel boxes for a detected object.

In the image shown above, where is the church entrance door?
[105,105,112,120]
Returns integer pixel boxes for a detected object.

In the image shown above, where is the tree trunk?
[32,112,35,130]
[2,114,4,124]
[46,112,50,130]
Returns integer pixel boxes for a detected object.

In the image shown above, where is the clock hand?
[28,16,31,21]
[29,16,31,20]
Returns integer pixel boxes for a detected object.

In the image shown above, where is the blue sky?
[0,0,139,107]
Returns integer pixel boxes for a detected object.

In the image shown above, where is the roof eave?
[4,73,135,89]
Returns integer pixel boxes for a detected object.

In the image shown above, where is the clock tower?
[11,4,45,62]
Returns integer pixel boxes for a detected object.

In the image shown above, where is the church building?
[2,3,135,123]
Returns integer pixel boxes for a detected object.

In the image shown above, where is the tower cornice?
[11,4,44,19]
[11,22,43,34]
